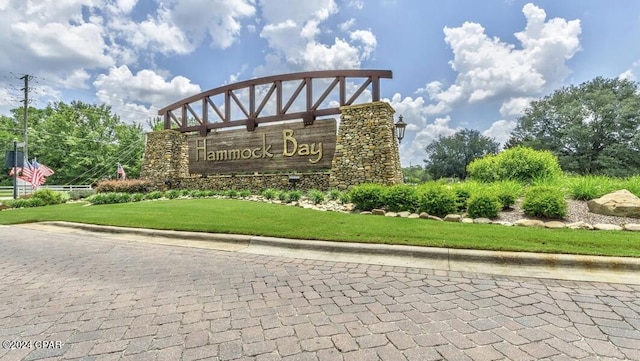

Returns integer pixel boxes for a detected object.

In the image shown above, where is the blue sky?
[1,0,639,166]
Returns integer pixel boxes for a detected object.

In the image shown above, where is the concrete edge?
[41,221,640,273]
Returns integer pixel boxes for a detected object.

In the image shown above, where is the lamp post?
[395,115,407,144]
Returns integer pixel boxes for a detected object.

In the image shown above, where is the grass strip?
[1,199,640,257]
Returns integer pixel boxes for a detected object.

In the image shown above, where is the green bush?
[144,191,164,200]
[31,189,64,205]
[328,189,342,201]
[522,186,567,219]
[204,190,218,197]
[165,189,181,199]
[488,180,523,209]
[417,183,457,218]
[466,193,502,219]
[566,175,618,200]
[288,190,302,202]
[95,179,154,193]
[69,189,95,200]
[338,192,351,204]
[278,191,289,202]
[190,190,207,198]
[224,189,239,198]
[88,192,131,205]
[450,181,483,212]
[5,198,45,208]
[239,190,251,198]
[261,188,278,200]
[384,184,418,212]
[180,189,192,197]
[307,189,325,204]
[349,183,387,211]
[468,146,562,184]
[131,193,144,202]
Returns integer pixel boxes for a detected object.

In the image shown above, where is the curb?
[41,221,640,284]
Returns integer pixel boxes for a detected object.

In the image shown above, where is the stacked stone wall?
[140,130,189,188]
[176,172,330,191]
[329,101,403,190]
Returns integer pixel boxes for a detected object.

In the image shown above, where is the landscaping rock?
[623,223,640,231]
[492,221,514,226]
[566,221,594,230]
[408,213,420,219]
[474,218,492,224]
[461,218,474,224]
[444,214,461,222]
[544,221,566,229]
[384,212,398,217]
[360,211,372,215]
[514,219,545,228]
[587,189,640,218]
[397,211,411,218]
[371,209,386,215]
[418,212,430,219]
[593,223,623,231]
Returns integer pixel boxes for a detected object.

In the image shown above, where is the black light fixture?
[395,115,407,144]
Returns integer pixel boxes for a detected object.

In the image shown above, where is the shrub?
[338,192,351,204]
[5,198,45,208]
[165,189,181,199]
[567,175,616,200]
[522,186,567,219]
[239,190,251,198]
[417,183,457,218]
[288,190,302,202]
[488,180,523,209]
[224,189,239,198]
[190,190,206,198]
[204,190,218,197]
[31,189,64,205]
[307,189,325,204]
[87,192,131,205]
[131,193,144,202]
[95,179,154,193]
[466,193,502,219]
[278,191,289,202]
[349,183,387,211]
[69,189,95,200]
[384,184,418,212]
[261,188,278,200]
[468,147,562,184]
[144,191,164,200]
[328,189,341,201]
[180,189,192,197]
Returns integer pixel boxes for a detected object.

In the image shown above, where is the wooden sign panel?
[188,119,336,174]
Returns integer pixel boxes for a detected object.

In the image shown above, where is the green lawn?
[1,198,640,257]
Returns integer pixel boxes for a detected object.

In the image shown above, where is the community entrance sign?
[188,119,336,174]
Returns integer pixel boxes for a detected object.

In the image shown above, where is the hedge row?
[348,181,567,219]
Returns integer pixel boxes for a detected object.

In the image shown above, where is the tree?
[1,101,145,185]
[424,129,499,180]
[507,77,640,176]
[402,165,431,184]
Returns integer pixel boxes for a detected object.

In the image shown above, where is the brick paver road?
[0,225,639,361]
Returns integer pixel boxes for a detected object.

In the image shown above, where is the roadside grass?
[1,199,640,257]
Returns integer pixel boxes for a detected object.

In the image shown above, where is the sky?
[1,0,639,167]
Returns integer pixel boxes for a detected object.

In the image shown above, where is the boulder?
[544,221,566,229]
[444,214,462,222]
[514,219,545,228]
[593,223,623,231]
[418,212,430,219]
[566,221,594,230]
[587,189,640,218]
[408,213,420,219]
[492,221,514,227]
[360,211,372,215]
[461,218,474,224]
[623,223,640,231]
[397,211,411,218]
[384,212,398,217]
[371,209,386,215]
[474,218,492,224]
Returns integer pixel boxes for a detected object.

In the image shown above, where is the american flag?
[21,159,55,189]
[117,163,126,180]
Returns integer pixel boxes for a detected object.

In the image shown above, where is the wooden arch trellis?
[159,69,393,136]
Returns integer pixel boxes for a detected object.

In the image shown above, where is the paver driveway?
[0,225,639,360]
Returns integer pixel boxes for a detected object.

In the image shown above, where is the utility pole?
[21,74,30,163]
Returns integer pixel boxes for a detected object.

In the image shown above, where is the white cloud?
[482,120,517,146]
[425,3,581,116]
[499,97,534,118]
[93,65,201,112]
[619,60,640,81]
[257,1,376,73]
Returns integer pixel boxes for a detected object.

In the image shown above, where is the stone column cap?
[339,101,395,113]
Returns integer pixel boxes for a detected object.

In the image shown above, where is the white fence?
[0,184,92,198]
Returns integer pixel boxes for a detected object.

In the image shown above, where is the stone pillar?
[329,101,403,190]
[140,130,189,186]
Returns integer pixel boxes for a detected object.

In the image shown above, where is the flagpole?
[12,139,17,200]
